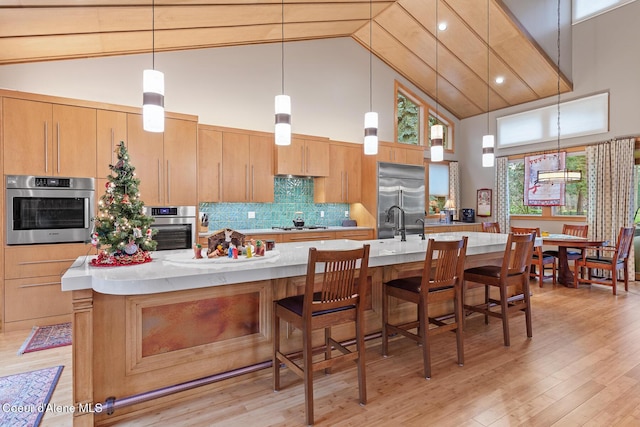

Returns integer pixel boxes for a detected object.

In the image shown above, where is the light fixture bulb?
[482,134,495,167]
[363,111,378,155]
[274,94,291,146]
[430,124,444,162]
[142,69,165,133]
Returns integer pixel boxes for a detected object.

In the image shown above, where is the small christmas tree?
[91,142,157,266]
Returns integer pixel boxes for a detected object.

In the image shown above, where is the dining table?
[542,233,606,286]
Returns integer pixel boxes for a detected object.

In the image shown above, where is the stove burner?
[272,225,328,231]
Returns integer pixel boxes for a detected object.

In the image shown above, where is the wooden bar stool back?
[273,244,370,425]
[574,227,634,295]
[482,222,501,233]
[463,232,535,346]
[381,237,468,379]
[511,226,556,286]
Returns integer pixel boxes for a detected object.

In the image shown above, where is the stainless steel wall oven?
[6,175,95,245]
[146,206,197,251]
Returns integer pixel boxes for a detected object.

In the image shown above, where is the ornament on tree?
[91,142,157,267]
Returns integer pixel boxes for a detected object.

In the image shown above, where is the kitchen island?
[62,232,513,426]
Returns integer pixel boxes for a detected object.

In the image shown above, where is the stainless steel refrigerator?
[377,162,426,239]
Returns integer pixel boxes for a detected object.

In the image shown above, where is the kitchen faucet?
[385,205,406,242]
[415,218,425,240]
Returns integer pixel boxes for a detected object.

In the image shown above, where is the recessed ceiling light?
[495,76,505,84]
[438,22,447,31]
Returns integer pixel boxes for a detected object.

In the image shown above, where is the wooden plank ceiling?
[0,0,571,120]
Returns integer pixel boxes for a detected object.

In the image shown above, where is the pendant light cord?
[281,0,285,95]
[486,0,490,134]
[152,0,155,70]
[556,0,561,155]
[369,0,373,111]
[435,0,439,123]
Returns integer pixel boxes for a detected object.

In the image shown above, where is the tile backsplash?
[199,177,350,231]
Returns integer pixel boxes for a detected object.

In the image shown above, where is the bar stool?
[381,237,468,379]
[463,232,535,346]
[511,226,556,286]
[273,244,370,425]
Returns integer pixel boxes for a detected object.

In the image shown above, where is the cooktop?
[271,225,328,231]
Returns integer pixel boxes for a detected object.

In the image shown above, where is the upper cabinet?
[274,137,330,177]
[198,127,223,203]
[315,142,361,203]
[3,97,97,177]
[376,142,424,166]
[96,109,127,179]
[127,114,197,206]
[221,131,274,203]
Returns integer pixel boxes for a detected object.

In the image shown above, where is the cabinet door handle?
[345,171,349,201]
[158,159,162,203]
[251,165,255,201]
[341,171,345,201]
[44,122,49,173]
[166,159,171,203]
[18,258,76,265]
[306,146,309,173]
[19,281,61,289]
[217,162,222,201]
[245,164,249,200]
[57,122,61,173]
[111,128,115,165]
[300,146,304,174]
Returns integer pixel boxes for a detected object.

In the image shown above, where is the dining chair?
[463,232,535,346]
[511,227,556,286]
[273,244,370,425]
[574,227,634,295]
[482,222,501,233]
[543,224,588,261]
[381,237,468,379]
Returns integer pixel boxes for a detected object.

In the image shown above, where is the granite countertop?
[61,231,519,296]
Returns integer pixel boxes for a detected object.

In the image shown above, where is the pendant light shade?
[274,94,291,146]
[143,69,165,133]
[482,134,495,167]
[430,124,444,162]
[364,111,378,155]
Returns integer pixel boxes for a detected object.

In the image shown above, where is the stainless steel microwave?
[5,175,95,245]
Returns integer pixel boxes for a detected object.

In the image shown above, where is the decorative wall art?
[524,152,566,206]
[477,188,492,217]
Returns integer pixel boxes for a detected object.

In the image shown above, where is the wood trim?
[72,289,95,426]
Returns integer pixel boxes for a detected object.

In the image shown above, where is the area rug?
[18,322,72,355]
[0,365,64,427]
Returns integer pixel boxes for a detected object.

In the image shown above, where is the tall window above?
[573,0,637,23]
[395,80,454,152]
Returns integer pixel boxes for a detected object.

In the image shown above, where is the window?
[573,0,637,23]
[508,153,588,217]
[395,80,454,152]
[428,162,449,215]
[497,93,609,148]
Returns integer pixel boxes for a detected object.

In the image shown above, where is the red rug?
[0,365,64,427]
[18,323,72,355]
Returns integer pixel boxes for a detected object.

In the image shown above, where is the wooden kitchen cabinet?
[127,114,197,206]
[274,137,330,176]
[3,97,97,177]
[280,231,336,243]
[3,242,90,331]
[376,141,424,166]
[198,127,223,202]
[97,109,128,179]
[315,142,361,203]
[221,131,274,202]
[334,228,374,240]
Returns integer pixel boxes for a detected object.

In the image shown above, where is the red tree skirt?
[90,249,152,267]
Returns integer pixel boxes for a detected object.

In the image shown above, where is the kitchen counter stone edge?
[62,231,514,296]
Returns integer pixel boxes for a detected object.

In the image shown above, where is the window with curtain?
[428,162,449,214]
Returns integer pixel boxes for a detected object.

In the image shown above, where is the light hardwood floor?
[4,280,640,426]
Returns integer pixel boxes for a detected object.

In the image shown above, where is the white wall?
[0,37,455,153]
[457,0,640,217]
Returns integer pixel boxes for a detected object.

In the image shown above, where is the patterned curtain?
[586,138,635,278]
[495,156,510,233]
[449,161,460,220]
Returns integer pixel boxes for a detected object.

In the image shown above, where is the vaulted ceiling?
[0,0,572,120]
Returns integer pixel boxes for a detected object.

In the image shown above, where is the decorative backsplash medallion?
[200,177,350,231]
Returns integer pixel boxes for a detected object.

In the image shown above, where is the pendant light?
[274,0,291,146]
[142,0,164,133]
[536,0,581,183]
[482,0,495,168]
[430,1,444,162]
[363,0,378,155]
